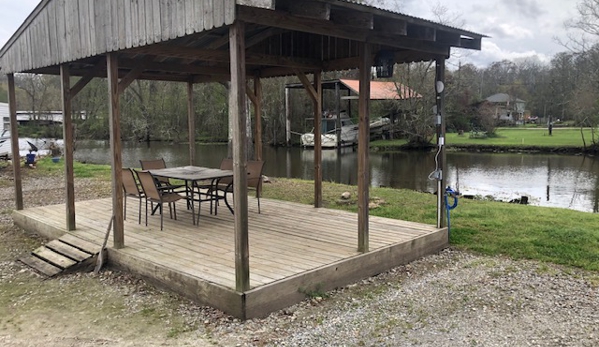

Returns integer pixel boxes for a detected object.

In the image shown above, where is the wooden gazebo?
[1,0,484,318]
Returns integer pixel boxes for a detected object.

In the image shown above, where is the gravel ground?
[0,167,598,346]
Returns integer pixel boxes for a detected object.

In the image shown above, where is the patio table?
[149,166,234,224]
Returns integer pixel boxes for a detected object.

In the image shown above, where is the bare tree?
[15,74,60,117]
[562,0,599,52]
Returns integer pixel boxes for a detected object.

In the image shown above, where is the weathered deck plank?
[13,197,447,318]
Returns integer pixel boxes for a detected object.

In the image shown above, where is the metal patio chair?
[136,170,184,230]
[122,167,144,224]
[139,158,186,193]
[212,159,265,214]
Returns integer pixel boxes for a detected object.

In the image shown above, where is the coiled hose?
[445,186,458,239]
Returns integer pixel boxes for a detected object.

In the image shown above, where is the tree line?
[1,0,597,150]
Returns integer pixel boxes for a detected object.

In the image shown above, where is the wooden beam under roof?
[331,8,373,30]
[128,44,323,69]
[246,27,286,48]
[460,37,482,50]
[287,0,331,20]
[407,25,436,42]
[29,65,195,83]
[374,17,406,36]
[436,31,462,47]
[118,57,231,76]
[237,6,451,56]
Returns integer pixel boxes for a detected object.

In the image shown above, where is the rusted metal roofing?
[339,79,421,100]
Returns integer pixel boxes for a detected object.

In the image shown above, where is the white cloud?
[393,0,578,67]
[481,17,534,40]
[497,24,534,40]
[454,40,551,68]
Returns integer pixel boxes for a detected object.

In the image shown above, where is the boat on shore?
[0,130,64,159]
[300,112,390,148]
[0,130,10,158]
[300,112,358,148]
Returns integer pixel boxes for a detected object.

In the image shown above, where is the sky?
[391,0,581,68]
[0,0,582,69]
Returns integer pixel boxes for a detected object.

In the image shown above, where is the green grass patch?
[263,178,599,271]
[371,128,595,148]
[447,128,592,147]
[33,157,112,179]
[370,138,410,147]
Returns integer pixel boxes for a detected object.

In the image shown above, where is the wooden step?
[46,240,93,262]
[58,234,101,254]
[19,255,62,277]
[19,234,101,277]
[32,246,78,269]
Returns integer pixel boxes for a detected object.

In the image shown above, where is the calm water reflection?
[74,141,599,213]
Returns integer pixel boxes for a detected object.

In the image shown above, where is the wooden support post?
[60,65,76,230]
[435,57,447,229]
[358,43,371,253]
[7,74,23,210]
[285,87,291,146]
[313,71,322,208]
[188,80,195,165]
[254,77,263,161]
[107,53,124,249]
[229,20,250,293]
[335,81,341,152]
[294,69,322,207]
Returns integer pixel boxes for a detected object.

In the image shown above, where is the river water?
[73,141,599,213]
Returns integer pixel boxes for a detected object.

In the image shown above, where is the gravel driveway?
[0,167,597,346]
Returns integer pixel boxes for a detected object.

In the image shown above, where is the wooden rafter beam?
[128,44,322,69]
[294,69,318,102]
[437,31,461,46]
[246,27,285,48]
[119,58,231,77]
[70,61,105,98]
[322,50,443,71]
[192,74,231,84]
[245,84,258,106]
[460,37,482,50]
[331,8,373,30]
[250,66,296,78]
[118,66,144,94]
[31,66,194,83]
[288,1,331,20]
[407,25,436,41]
[206,32,231,50]
[375,17,406,35]
[237,6,451,56]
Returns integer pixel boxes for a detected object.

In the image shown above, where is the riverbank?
[1,165,598,346]
[371,127,599,154]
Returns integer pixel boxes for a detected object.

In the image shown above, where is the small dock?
[13,197,447,319]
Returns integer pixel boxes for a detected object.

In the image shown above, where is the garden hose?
[445,186,458,239]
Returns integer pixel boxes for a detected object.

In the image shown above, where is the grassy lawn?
[33,157,113,179]
[447,128,593,147]
[262,178,599,272]
[371,128,595,148]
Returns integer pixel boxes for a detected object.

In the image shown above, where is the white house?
[0,103,9,132]
[485,93,526,124]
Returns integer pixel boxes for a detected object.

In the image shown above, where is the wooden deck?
[13,197,448,318]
